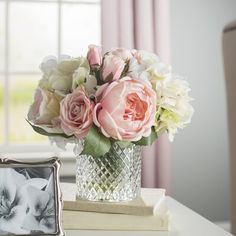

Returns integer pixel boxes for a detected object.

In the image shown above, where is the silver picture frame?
[0,157,64,236]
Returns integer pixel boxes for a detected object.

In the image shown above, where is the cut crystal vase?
[74,142,142,202]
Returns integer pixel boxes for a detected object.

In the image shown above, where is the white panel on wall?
[0,1,5,72]
[170,0,236,221]
[61,3,101,56]
[9,2,57,72]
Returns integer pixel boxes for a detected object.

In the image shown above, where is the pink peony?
[87,45,102,69]
[60,88,94,138]
[93,77,156,141]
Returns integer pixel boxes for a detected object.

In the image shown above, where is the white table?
[65,197,232,236]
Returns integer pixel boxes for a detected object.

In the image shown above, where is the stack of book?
[61,183,170,231]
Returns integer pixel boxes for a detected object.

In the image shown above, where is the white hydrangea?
[38,55,82,95]
[129,50,160,75]
[72,57,97,95]
[155,75,194,141]
[128,50,171,91]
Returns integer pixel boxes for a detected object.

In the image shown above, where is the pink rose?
[27,88,62,132]
[87,45,102,69]
[102,54,125,82]
[93,77,156,141]
[60,88,94,138]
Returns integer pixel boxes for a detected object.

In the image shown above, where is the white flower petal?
[0,206,29,234]
[22,213,40,231]
[45,173,54,198]
[44,197,55,217]
[155,76,193,141]
[27,186,50,216]
[18,178,48,207]
[24,178,48,190]
[39,56,57,75]
[0,169,17,204]
[39,216,56,233]
[10,169,27,188]
[85,75,97,95]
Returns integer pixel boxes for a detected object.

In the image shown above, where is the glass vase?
[74,142,142,202]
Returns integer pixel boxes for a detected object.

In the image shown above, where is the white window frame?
[0,0,100,176]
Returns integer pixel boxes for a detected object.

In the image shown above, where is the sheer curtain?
[101,0,171,192]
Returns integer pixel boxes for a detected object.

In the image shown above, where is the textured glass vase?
[74,142,142,202]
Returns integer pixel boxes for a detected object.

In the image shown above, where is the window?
[0,0,101,167]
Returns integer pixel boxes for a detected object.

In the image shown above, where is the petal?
[18,178,48,206]
[0,169,16,205]
[45,173,54,198]
[61,122,75,136]
[101,81,126,114]
[85,75,97,95]
[22,213,40,231]
[22,178,48,190]
[39,216,56,233]
[27,186,50,216]
[10,169,27,188]
[40,56,57,74]
[93,103,102,127]
[74,128,89,139]
[100,81,120,104]
[142,127,152,137]
[27,88,43,121]
[43,197,55,217]
[98,109,121,140]
[95,83,109,101]
[0,206,29,234]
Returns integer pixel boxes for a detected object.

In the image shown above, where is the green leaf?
[81,126,111,157]
[113,140,133,148]
[120,59,130,78]
[94,68,105,86]
[26,120,72,138]
[133,127,157,146]
[104,73,114,83]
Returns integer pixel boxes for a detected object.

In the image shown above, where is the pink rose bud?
[93,77,156,141]
[60,88,94,139]
[102,54,125,82]
[87,45,102,69]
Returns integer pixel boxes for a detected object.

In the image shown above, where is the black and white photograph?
[0,158,63,236]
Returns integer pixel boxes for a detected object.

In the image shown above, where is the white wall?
[170,0,236,221]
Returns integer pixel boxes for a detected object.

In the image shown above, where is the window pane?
[0,2,5,72]
[0,77,4,144]
[9,75,47,143]
[61,3,101,56]
[9,2,57,73]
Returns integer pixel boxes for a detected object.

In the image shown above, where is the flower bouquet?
[27,45,193,201]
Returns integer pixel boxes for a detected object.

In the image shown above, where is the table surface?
[64,197,232,236]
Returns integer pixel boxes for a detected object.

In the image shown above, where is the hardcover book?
[61,183,170,231]
[61,182,166,216]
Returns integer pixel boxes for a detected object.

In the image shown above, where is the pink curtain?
[101,0,171,193]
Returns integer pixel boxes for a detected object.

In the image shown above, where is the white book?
[61,183,166,216]
[62,200,170,231]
